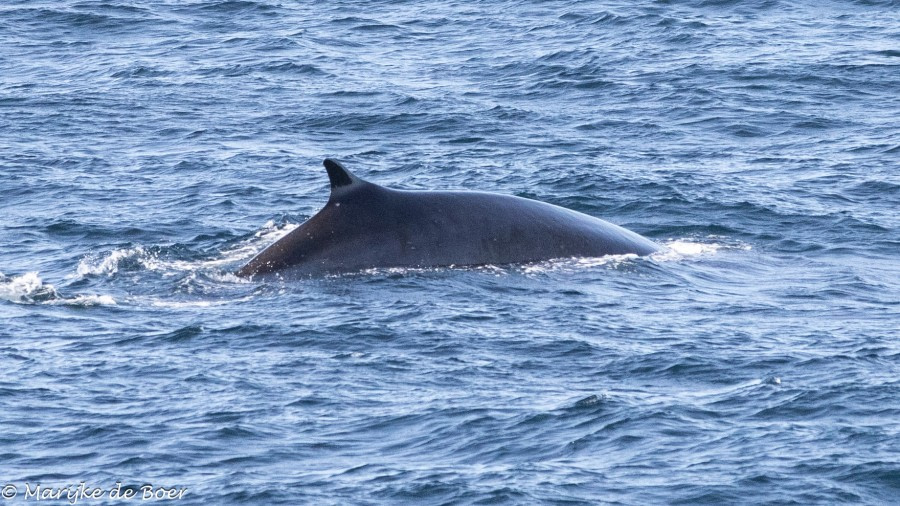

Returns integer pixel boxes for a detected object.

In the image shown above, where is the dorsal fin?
[324,158,364,192]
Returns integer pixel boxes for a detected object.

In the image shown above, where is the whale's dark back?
[236,161,659,278]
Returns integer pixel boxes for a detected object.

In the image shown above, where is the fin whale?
[236,159,659,278]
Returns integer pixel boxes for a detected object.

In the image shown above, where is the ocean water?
[1,0,899,503]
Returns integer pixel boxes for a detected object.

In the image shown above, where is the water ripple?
[1,0,898,504]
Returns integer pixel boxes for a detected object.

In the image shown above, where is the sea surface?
[1,0,898,504]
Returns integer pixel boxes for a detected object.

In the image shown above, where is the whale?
[236,159,659,278]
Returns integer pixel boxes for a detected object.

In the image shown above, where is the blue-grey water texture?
[1,0,899,504]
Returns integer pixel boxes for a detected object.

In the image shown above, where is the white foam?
[0,271,114,306]
[75,247,146,277]
[0,271,53,302]
[355,265,440,277]
[221,220,298,263]
[51,294,118,306]
[205,271,250,284]
[70,221,299,281]
[502,237,748,274]
[517,254,640,275]
[668,240,721,256]
[650,239,749,262]
[350,254,643,277]
[161,222,298,277]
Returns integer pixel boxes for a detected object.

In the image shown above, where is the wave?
[0,271,55,303]
[3,221,298,306]
[194,0,279,14]
[0,271,115,306]
[5,6,164,33]
[521,238,745,273]
[650,238,750,261]
[72,220,297,280]
[198,61,328,78]
[0,221,300,307]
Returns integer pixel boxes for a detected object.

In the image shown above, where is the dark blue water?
[2,1,899,504]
